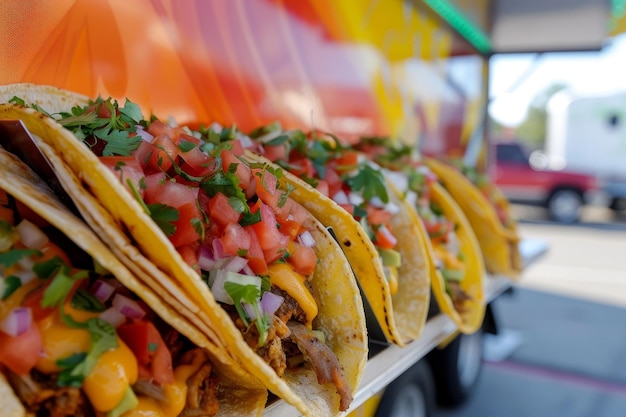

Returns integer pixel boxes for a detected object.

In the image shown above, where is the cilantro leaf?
[56,318,118,388]
[71,289,105,312]
[146,204,179,236]
[41,263,88,308]
[0,249,41,268]
[345,164,389,203]
[224,280,269,346]
[2,276,21,300]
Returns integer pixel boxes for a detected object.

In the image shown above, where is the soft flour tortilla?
[244,151,431,346]
[424,157,522,278]
[0,146,268,416]
[0,83,368,417]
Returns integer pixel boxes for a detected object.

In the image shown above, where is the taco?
[243,124,432,346]
[0,147,267,416]
[423,157,522,278]
[354,138,486,334]
[0,84,368,416]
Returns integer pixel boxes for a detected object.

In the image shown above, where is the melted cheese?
[268,263,318,325]
[123,353,205,417]
[83,338,138,412]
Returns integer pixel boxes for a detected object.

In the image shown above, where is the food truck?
[0,1,622,416]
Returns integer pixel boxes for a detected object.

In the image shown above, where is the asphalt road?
[434,205,626,417]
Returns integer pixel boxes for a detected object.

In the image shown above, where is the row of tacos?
[0,84,521,417]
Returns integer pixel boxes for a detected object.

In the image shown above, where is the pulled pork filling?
[4,325,219,417]
[230,286,353,411]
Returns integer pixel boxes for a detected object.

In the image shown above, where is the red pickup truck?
[489,140,603,223]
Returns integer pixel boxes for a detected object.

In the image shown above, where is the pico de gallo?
[355,138,472,311]
[247,123,403,295]
[0,190,220,417]
[9,96,353,409]
[452,160,514,229]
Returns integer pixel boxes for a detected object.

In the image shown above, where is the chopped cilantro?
[146,203,179,236]
[71,289,105,312]
[0,248,41,269]
[2,275,21,300]
[148,342,158,353]
[345,164,389,203]
[224,280,270,346]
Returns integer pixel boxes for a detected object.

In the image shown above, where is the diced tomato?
[288,243,317,276]
[178,145,215,179]
[178,243,199,271]
[221,223,251,257]
[178,133,201,147]
[251,203,289,252]
[208,192,241,227]
[254,169,282,209]
[170,202,202,248]
[117,321,173,385]
[144,134,179,173]
[142,172,168,204]
[315,179,330,197]
[147,120,180,142]
[21,285,56,321]
[261,143,288,162]
[230,139,245,156]
[0,323,42,375]
[288,158,315,178]
[367,207,393,226]
[145,180,199,207]
[220,149,251,190]
[334,151,359,170]
[243,226,267,274]
[100,156,146,198]
[322,167,343,198]
[338,203,355,216]
[375,225,397,249]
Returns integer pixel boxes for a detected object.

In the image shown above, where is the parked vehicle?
[546,90,626,212]
[489,140,603,223]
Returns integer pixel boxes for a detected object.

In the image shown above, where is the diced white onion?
[297,231,316,248]
[348,192,364,206]
[212,239,226,260]
[209,122,223,133]
[0,307,32,336]
[242,302,260,320]
[16,220,48,249]
[369,196,385,208]
[236,133,254,150]
[90,279,116,303]
[405,190,418,208]
[15,269,37,286]
[384,170,408,192]
[260,291,284,316]
[198,245,217,271]
[384,201,401,215]
[112,294,146,320]
[223,256,249,273]
[332,190,350,205]
[99,307,127,328]
[210,270,235,305]
[254,129,283,144]
[136,125,155,143]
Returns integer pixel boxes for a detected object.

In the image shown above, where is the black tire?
[609,197,626,211]
[375,361,436,417]
[546,188,583,223]
[426,328,484,408]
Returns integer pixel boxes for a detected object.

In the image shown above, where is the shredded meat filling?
[177,349,219,417]
[286,322,353,411]
[6,370,94,417]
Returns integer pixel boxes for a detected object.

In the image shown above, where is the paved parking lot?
[434,208,626,417]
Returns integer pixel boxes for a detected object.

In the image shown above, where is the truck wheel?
[546,189,583,223]
[374,361,435,417]
[426,328,484,408]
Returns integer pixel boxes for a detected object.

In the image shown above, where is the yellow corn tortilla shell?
[424,157,522,278]
[0,146,267,416]
[0,373,24,417]
[0,83,368,417]
[244,150,431,346]
[423,183,486,334]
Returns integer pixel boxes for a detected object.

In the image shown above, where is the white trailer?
[546,90,626,209]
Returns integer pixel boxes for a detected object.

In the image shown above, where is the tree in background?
[516,82,569,148]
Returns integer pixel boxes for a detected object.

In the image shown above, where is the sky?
[488,33,626,127]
